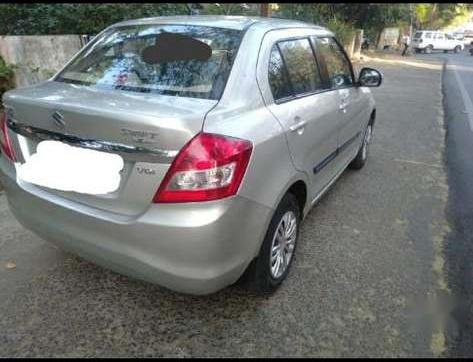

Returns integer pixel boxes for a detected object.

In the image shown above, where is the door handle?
[289,119,307,132]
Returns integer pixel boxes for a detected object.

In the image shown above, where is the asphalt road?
[419,49,473,357]
[0,55,452,357]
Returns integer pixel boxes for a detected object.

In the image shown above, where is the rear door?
[257,29,340,199]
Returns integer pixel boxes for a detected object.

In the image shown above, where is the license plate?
[16,140,124,195]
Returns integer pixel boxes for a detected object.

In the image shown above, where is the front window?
[55,24,243,100]
[315,37,354,89]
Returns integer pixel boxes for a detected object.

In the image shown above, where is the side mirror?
[358,67,382,87]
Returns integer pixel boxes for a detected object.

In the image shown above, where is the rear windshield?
[55,24,243,100]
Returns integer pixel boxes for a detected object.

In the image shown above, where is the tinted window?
[268,45,293,101]
[425,32,432,39]
[278,38,323,95]
[55,25,242,100]
[414,32,422,39]
[315,37,353,89]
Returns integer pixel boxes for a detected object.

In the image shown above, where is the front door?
[313,36,369,165]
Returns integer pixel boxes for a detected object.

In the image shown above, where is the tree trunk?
[429,3,438,29]
[260,3,271,17]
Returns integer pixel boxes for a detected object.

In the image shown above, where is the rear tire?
[245,193,300,294]
[454,45,461,54]
[349,122,373,170]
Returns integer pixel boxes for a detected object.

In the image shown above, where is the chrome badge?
[121,128,159,144]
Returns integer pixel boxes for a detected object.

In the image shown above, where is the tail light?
[0,111,15,161]
[153,132,253,203]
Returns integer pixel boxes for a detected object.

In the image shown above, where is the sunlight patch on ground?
[361,55,443,71]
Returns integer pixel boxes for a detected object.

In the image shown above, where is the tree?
[274,3,411,45]
[0,4,193,35]
[415,3,473,30]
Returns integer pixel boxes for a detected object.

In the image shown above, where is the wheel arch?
[287,180,308,218]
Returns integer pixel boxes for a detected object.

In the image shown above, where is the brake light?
[153,133,253,203]
[0,111,15,161]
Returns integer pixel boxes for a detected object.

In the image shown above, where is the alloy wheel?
[270,210,297,279]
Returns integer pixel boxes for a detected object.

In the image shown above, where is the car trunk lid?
[3,81,217,216]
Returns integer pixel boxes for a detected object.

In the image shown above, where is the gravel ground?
[0,54,451,357]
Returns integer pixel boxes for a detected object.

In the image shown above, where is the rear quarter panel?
[203,25,309,213]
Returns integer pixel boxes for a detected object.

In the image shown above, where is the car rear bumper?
[0,156,273,295]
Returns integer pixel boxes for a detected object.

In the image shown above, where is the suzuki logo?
[52,111,65,128]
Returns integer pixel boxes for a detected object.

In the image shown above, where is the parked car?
[412,30,464,53]
[0,16,381,295]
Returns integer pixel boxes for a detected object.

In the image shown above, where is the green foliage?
[0,4,193,35]
[325,17,356,47]
[1,3,471,51]
[276,3,333,24]
[275,3,411,44]
[0,56,14,103]
[0,56,14,79]
[415,3,473,30]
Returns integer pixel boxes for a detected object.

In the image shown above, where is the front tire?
[454,45,461,54]
[246,193,300,294]
[349,123,373,170]
[425,45,433,54]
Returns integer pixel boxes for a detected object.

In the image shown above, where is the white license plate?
[16,140,124,195]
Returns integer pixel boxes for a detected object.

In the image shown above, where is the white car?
[412,30,464,54]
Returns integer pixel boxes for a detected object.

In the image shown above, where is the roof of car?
[112,15,327,32]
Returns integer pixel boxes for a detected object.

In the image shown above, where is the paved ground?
[0,54,451,357]
[427,49,473,357]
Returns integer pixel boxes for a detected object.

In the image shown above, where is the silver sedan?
[0,16,381,295]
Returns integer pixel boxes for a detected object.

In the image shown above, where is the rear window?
[55,24,243,100]
[414,32,422,39]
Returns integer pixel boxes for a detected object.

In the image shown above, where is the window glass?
[268,45,293,101]
[414,32,422,39]
[55,25,242,100]
[315,37,353,89]
[277,38,323,95]
[425,32,432,39]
